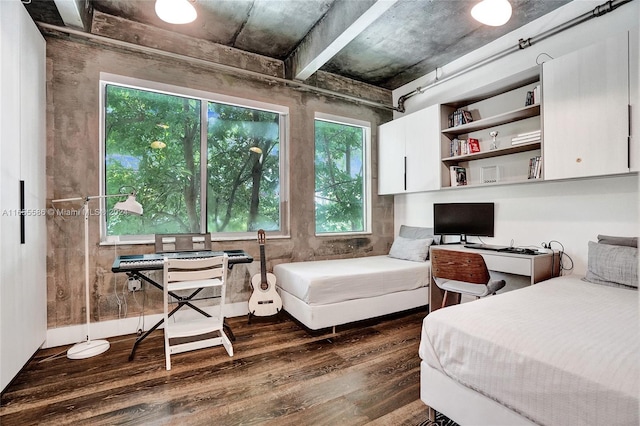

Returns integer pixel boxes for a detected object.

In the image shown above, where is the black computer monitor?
[433,202,495,243]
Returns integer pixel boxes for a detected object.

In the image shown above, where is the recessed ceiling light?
[471,0,512,27]
[155,0,197,25]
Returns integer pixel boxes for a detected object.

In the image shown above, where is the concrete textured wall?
[45,36,394,330]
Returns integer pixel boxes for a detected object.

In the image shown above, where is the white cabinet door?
[543,32,630,180]
[378,105,440,194]
[405,105,440,192]
[377,118,406,194]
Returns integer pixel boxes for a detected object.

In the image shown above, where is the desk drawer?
[483,255,530,276]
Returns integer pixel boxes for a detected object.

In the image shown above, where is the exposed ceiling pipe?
[36,22,395,112]
[396,0,634,113]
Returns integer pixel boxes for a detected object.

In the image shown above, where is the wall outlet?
[128,278,141,292]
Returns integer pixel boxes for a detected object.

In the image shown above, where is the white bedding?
[274,255,430,306]
[419,275,639,425]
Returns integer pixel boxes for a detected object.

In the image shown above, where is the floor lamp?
[52,191,143,359]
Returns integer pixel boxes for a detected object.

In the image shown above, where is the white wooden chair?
[163,254,232,370]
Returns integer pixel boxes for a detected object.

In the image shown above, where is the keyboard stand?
[124,269,236,361]
[112,250,252,361]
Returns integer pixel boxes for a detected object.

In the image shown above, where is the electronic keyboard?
[112,250,253,272]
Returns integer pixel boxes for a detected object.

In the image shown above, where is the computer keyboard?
[464,244,539,255]
[497,247,539,255]
[464,244,508,251]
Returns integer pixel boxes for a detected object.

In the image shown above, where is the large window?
[314,114,371,234]
[102,75,288,241]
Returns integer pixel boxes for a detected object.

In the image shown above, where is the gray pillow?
[399,225,441,245]
[584,241,638,289]
[389,236,433,262]
[597,234,638,248]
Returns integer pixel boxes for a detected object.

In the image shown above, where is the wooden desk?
[429,245,560,312]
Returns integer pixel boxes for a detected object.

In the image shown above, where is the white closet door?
[0,0,26,392]
[543,32,629,180]
[19,0,47,369]
[0,0,46,393]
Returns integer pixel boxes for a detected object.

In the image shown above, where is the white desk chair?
[163,254,232,370]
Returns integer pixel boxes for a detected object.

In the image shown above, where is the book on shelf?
[525,91,534,106]
[511,130,541,145]
[450,138,470,156]
[447,109,474,128]
[528,156,542,179]
[468,138,480,153]
[512,136,541,145]
[526,85,541,106]
[514,130,541,138]
[450,166,467,187]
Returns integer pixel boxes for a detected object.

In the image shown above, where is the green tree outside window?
[104,84,282,237]
[314,119,367,234]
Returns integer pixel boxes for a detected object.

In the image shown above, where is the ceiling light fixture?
[155,0,197,25]
[471,0,512,27]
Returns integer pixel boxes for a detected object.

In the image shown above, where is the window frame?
[313,112,372,236]
[99,73,290,243]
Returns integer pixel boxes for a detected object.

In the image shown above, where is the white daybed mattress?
[274,255,430,330]
[419,275,639,426]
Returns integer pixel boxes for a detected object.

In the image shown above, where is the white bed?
[274,255,430,330]
[419,275,639,425]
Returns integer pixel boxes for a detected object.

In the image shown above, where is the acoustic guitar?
[248,229,282,317]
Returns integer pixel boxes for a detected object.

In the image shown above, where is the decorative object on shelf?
[471,0,512,27]
[450,166,467,187]
[511,130,541,145]
[489,130,499,150]
[481,165,500,184]
[469,138,481,153]
[528,156,542,179]
[51,189,143,359]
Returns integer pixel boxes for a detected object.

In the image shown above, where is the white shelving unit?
[439,76,542,188]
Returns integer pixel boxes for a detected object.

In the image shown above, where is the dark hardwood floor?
[1,309,433,425]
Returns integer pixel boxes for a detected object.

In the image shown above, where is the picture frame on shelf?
[481,165,500,184]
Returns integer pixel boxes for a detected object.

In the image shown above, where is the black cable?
[548,240,574,274]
